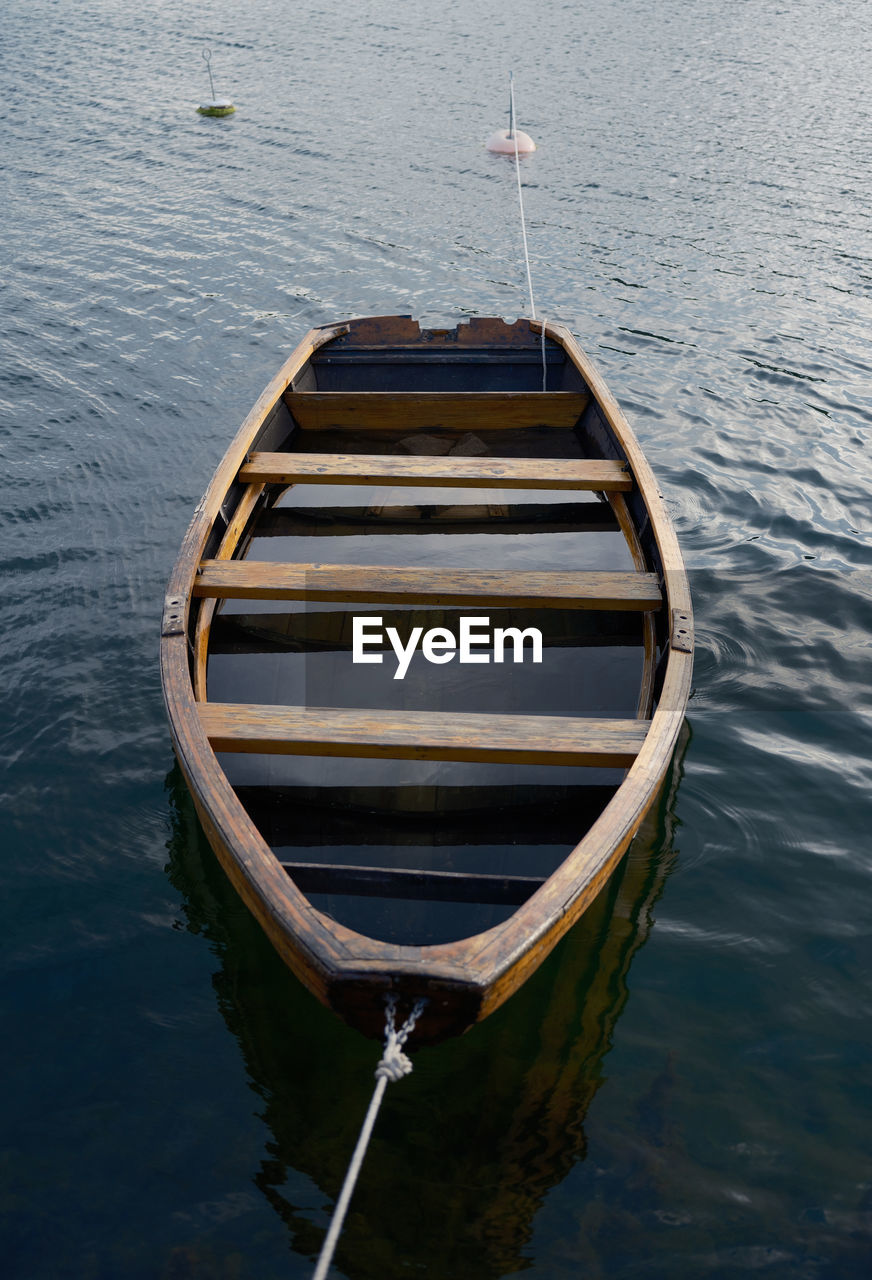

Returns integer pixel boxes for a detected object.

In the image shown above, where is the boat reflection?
[164,727,688,1278]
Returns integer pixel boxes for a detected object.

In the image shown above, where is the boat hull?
[161,316,693,1044]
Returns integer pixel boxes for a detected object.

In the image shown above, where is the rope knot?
[373,994,425,1083]
[374,1046,413,1083]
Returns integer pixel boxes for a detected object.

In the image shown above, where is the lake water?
[2,0,871,1276]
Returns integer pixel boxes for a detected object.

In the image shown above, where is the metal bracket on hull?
[670,608,693,653]
[162,595,185,637]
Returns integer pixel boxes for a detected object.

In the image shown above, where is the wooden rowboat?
[160,315,693,1045]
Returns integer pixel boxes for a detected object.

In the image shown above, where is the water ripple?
[2,0,872,1275]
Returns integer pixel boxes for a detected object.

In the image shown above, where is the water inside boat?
[204,337,649,945]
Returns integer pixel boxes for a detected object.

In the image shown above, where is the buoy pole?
[203,49,216,101]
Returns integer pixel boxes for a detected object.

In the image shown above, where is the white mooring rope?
[508,72,547,391]
[509,72,536,322]
[312,995,426,1280]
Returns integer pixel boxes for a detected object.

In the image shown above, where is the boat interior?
[195,320,664,948]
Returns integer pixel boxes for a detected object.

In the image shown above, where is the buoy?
[486,128,536,155]
[198,99,236,117]
[486,72,535,154]
[197,49,235,117]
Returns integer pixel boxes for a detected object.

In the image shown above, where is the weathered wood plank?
[240,450,629,491]
[199,702,650,767]
[283,391,589,431]
[281,861,545,905]
[313,347,564,364]
[194,562,662,610]
[193,482,265,702]
[314,316,543,349]
[254,501,620,538]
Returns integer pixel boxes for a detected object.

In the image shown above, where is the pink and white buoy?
[486,127,536,154]
[486,72,536,154]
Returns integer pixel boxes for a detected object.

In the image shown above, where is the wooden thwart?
[198,702,650,767]
[239,450,631,491]
[254,500,620,538]
[194,561,662,610]
[283,390,589,431]
[281,860,545,905]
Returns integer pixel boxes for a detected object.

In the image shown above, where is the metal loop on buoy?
[202,49,216,100]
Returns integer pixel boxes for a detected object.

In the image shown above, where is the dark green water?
[2,1,871,1275]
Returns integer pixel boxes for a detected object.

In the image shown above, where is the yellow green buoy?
[198,100,235,117]
[197,50,235,117]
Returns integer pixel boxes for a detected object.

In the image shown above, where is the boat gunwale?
[160,316,693,1040]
